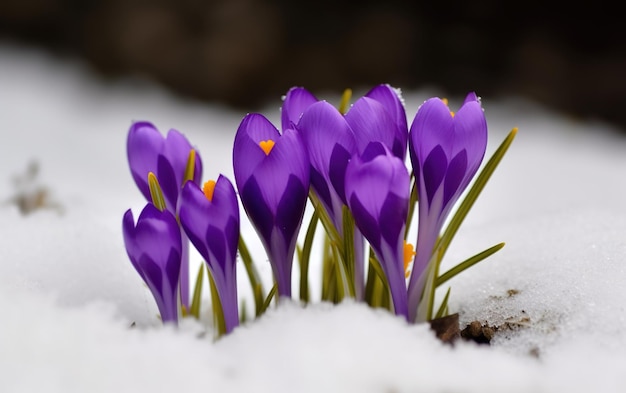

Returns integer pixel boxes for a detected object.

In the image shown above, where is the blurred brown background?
[1,0,625,130]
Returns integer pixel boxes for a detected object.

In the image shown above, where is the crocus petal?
[407,92,489,322]
[365,84,408,142]
[233,114,310,298]
[233,113,282,187]
[345,96,406,160]
[409,98,455,164]
[281,87,318,131]
[163,129,203,191]
[450,93,488,177]
[345,143,409,319]
[298,99,356,211]
[127,121,164,201]
[122,203,182,324]
[179,176,240,332]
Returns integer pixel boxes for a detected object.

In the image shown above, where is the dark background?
[2,0,625,130]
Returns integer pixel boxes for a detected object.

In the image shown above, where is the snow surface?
[1,42,626,392]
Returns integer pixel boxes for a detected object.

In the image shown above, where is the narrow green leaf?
[183,149,196,183]
[308,190,343,251]
[147,172,167,212]
[331,241,347,302]
[436,242,505,287]
[208,270,227,338]
[240,300,247,324]
[364,261,376,306]
[261,284,278,312]
[189,263,204,319]
[299,209,319,303]
[367,251,392,311]
[338,88,353,115]
[437,128,517,259]
[341,206,356,298]
[404,170,418,239]
[435,287,452,319]
[238,235,265,317]
[321,234,335,301]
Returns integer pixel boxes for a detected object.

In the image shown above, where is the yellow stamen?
[403,241,416,278]
[148,172,167,211]
[259,140,275,155]
[338,88,353,115]
[183,149,196,183]
[203,180,216,201]
[441,97,455,117]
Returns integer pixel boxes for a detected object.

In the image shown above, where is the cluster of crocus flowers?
[122,84,516,332]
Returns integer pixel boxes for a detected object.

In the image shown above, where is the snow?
[1,42,626,392]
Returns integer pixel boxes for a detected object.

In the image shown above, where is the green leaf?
[238,235,265,317]
[321,236,335,302]
[435,287,451,319]
[147,172,167,212]
[308,190,343,251]
[183,149,197,183]
[404,170,418,239]
[240,300,247,324]
[262,284,278,312]
[437,128,517,260]
[436,242,505,287]
[189,263,204,319]
[341,206,356,298]
[208,269,227,338]
[299,209,319,303]
[338,88,352,115]
[331,241,347,302]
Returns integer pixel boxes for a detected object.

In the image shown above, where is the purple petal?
[365,84,408,143]
[409,98,455,165]
[452,96,488,177]
[245,128,309,210]
[180,176,240,270]
[421,145,448,206]
[281,87,318,131]
[156,155,178,213]
[328,144,353,204]
[443,149,468,207]
[163,129,201,191]
[127,121,164,201]
[179,182,211,261]
[348,194,381,250]
[233,113,282,187]
[378,192,408,248]
[240,176,274,245]
[122,204,182,324]
[298,101,356,183]
[345,96,404,159]
[275,174,308,243]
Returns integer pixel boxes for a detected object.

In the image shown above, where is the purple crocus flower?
[126,121,203,309]
[179,175,240,333]
[232,113,310,298]
[407,92,488,322]
[297,84,408,299]
[281,86,318,132]
[345,142,410,319]
[297,100,366,298]
[126,121,203,213]
[123,203,182,325]
[345,84,409,161]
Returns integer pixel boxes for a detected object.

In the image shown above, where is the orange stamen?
[259,140,275,155]
[403,241,416,278]
[441,98,455,117]
[203,180,216,201]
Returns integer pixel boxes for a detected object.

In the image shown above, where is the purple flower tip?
[122,203,182,324]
